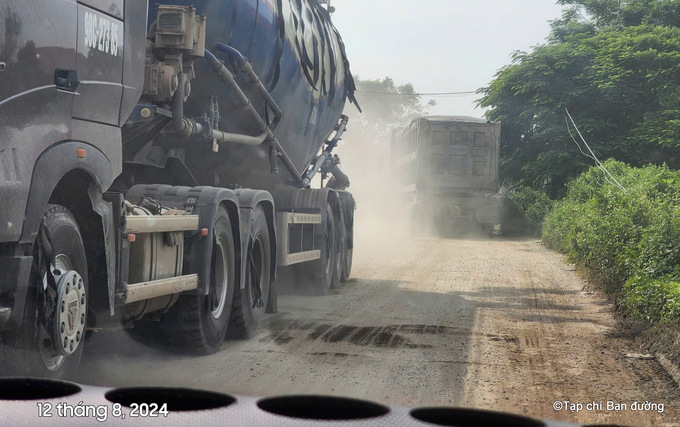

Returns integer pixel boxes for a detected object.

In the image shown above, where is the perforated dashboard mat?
[0,377,582,426]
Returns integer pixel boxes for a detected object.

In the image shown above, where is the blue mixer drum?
[148,0,358,189]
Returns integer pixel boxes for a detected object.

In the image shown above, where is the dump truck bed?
[391,116,501,235]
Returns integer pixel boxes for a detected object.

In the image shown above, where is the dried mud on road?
[79,237,680,426]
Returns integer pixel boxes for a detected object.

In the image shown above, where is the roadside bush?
[622,275,680,324]
[542,160,680,323]
[501,186,554,236]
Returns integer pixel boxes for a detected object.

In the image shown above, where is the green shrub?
[633,201,680,279]
[622,275,680,324]
[501,186,554,236]
[542,160,680,323]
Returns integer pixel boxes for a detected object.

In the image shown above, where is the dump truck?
[391,116,501,236]
[0,0,358,377]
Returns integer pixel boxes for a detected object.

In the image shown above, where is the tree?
[478,3,680,197]
[336,76,434,185]
[557,0,680,28]
[344,76,435,145]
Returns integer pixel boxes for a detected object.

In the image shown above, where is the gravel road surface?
[78,232,680,425]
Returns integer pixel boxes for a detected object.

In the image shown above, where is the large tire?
[330,206,344,289]
[340,219,353,282]
[1,205,88,378]
[301,203,336,293]
[160,206,235,354]
[228,206,271,339]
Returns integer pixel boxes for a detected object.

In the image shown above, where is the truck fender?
[124,185,241,297]
[19,142,115,245]
[274,187,339,219]
[13,142,117,324]
[234,189,277,313]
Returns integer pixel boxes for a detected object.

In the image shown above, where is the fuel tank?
[150,0,357,189]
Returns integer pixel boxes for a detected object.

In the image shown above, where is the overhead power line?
[564,107,626,192]
[356,90,478,97]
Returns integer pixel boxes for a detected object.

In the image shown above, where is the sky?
[330,0,567,118]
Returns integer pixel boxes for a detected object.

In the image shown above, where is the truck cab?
[0,0,355,378]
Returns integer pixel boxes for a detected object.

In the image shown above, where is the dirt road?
[78,236,680,426]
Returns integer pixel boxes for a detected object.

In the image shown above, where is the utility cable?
[564,107,626,192]
[356,90,477,97]
[565,115,597,163]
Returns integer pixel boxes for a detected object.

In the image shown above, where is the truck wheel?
[1,205,88,379]
[340,224,353,283]
[331,209,344,288]
[294,203,337,293]
[228,206,271,339]
[160,206,235,354]
[311,204,336,292]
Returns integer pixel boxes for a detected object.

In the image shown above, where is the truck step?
[276,212,322,266]
[124,215,199,234]
[124,274,199,304]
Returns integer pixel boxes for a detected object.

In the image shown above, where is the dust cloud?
[335,126,417,269]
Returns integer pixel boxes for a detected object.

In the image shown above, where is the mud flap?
[235,189,277,314]
[0,256,32,330]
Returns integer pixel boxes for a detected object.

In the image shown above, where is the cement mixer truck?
[0,0,357,377]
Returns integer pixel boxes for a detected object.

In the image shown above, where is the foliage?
[543,160,680,322]
[500,187,554,236]
[345,76,435,144]
[622,275,680,324]
[557,0,680,28]
[478,1,680,196]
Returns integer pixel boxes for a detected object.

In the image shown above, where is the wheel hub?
[53,270,86,356]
